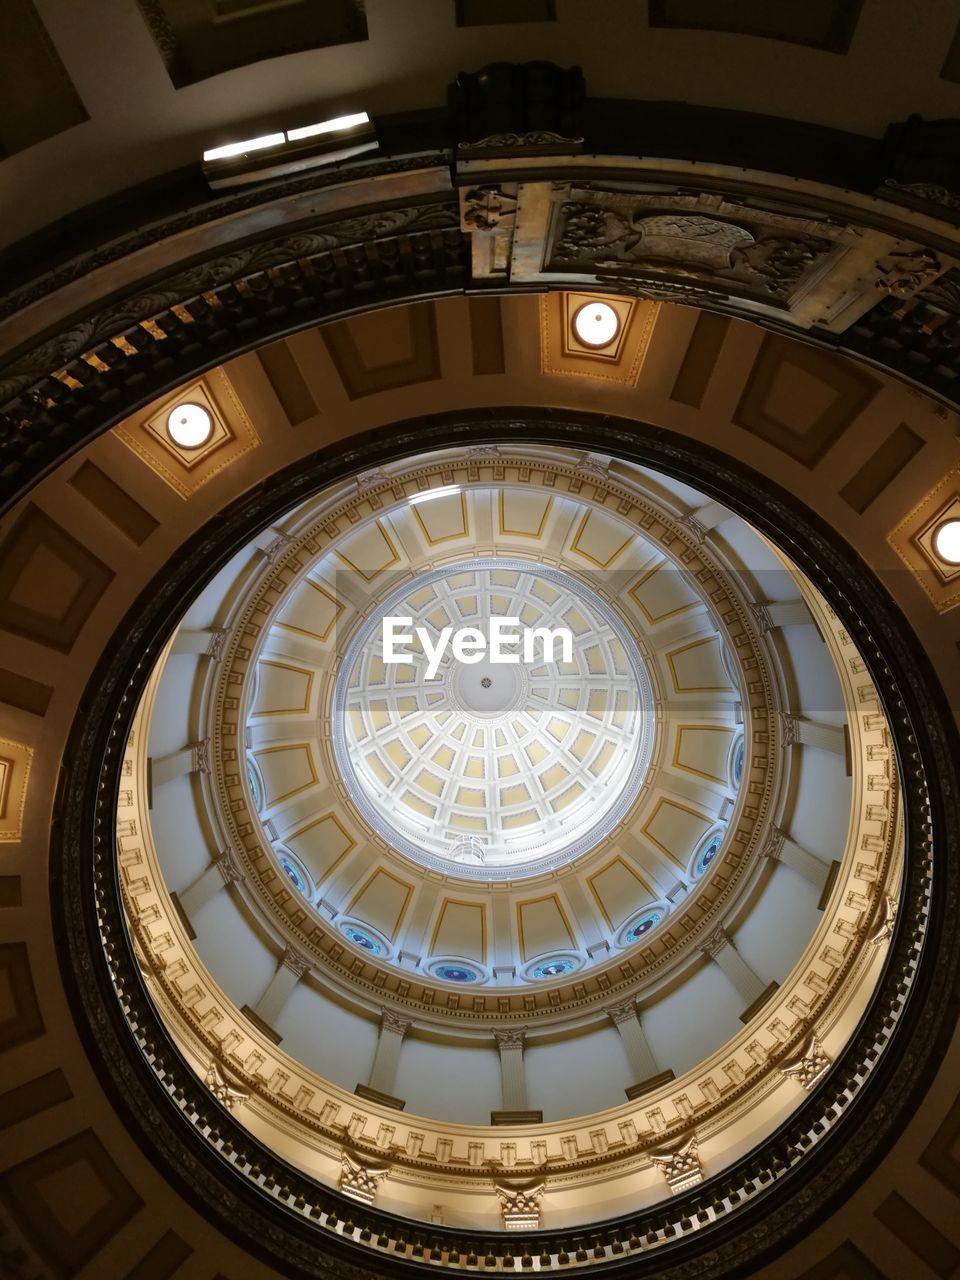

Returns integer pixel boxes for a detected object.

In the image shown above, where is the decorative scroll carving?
[494,1027,526,1051]
[761,827,786,861]
[698,925,728,959]
[650,1137,702,1194]
[355,468,388,492]
[871,895,898,944]
[459,130,584,154]
[883,179,960,213]
[677,512,709,543]
[575,455,610,478]
[750,603,773,636]
[263,533,296,564]
[339,1152,389,1205]
[605,997,639,1026]
[780,714,800,748]
[883,180,960,213]
[381,1009,414,1037]
[495,1180,544,1230]
[779,1035,831,1090]
[874,247,942,296]
[212,847,243,886]
[204,1061,247,1110]
[191,738,211,775]
[281,945,310,978]
[205,627,230,661]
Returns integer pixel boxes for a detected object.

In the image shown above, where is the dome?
[2,16,960,1278]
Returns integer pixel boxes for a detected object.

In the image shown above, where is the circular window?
[425,956,488,984]
[694,830,724,878]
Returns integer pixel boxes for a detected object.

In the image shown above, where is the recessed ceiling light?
[573,300,620,349]
[933,518,960,565]
[166,403,213,449]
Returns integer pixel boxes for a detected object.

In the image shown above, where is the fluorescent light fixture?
[202,111,377,189]
[409,485,461,506]
[203,132,285,162]
[286,112,370,142]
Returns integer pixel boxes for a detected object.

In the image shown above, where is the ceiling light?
[409,484,461,506]
[933,518,960,564]
[166,403,213,449]
[287,112,370,142]
[202,133,285,162]
[573,300,620,349]
[202,112,377,189]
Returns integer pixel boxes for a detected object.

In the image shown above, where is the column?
[171,627,229,659]
[679,500,730,542]
[251,945,310,1030]
[750,601,814,633]
[698,926,767,1008]
[494,1029,528,1111]
[150,738,210,787]
[606,997,659,1083]
[176,847,242,921]
[367,1011,412,1097]
[762,827,832,891]
[780,714,846,755]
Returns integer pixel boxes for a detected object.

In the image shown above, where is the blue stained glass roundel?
[627,911,662,941]
[733,739,745,785]
[343,926,383,956]
[435,965,478,983]
[532,958,575,980]
[695,834,723,878]
[279,856,307,895]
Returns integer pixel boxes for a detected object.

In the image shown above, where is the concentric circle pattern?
[333,559,655,874]
[114,435,904,1248]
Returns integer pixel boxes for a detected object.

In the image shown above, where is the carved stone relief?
[495,1180,544,1229]
[546,191,840,305]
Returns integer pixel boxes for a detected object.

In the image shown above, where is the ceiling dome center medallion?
[332,558,655,878]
